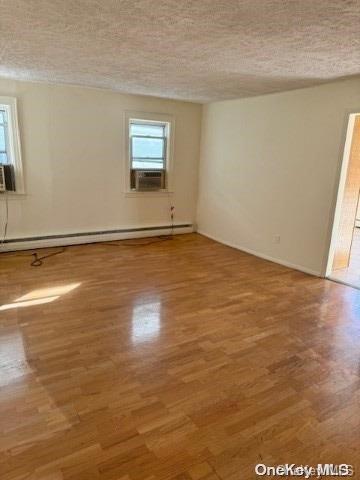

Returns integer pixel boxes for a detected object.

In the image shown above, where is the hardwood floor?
[330,227,360,289]
[1,233,360,479]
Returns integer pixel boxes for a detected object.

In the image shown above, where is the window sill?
[0,190,26,198]
[124,190,174,198]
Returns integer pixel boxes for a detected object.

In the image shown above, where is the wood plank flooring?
[0,233,360,479]
[330,227,360,289]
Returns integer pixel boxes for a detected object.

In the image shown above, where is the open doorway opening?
[327,113,360,288]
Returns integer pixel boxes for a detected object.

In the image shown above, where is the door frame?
[324,113,359,277]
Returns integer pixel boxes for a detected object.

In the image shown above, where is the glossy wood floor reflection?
[330,227,360,289]
[1,233,360,480]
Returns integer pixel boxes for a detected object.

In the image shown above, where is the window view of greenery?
[130,122,166,170]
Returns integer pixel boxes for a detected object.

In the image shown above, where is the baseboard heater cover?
[1,224,193,251]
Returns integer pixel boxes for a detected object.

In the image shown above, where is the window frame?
[130,124,167,170]
[124,111,175,195]
[0,96,24,194]
[0,107,10,164]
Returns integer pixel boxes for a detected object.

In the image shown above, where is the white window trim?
[124,111,175,196]
[0,96,25,194]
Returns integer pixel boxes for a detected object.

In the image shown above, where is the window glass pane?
[0,111,5,124]
[0,125,6,152]
[0,152,8,164]
[130,123,164,137]
[132,159,164,169]
[132,137,164,159]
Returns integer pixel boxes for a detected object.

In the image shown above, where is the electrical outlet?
[274,234,281,244]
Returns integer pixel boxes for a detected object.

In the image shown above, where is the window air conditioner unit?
[0,166,5,192]
[135,170,165,191]
[0,165,16,192]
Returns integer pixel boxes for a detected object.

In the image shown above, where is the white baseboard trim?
[197,229,321,277]
[0,224,193,252]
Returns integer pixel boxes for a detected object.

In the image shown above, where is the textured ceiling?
[0,0,360,103]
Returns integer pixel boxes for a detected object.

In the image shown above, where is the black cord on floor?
[30,247,67,267]
[2,204,175,264]
[1,246,67,267]
[1,190,176,263]
[2,235,174,267]
[100,235,173,247]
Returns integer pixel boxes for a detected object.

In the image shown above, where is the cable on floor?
[101,200,175,247]
[1,192,67,266]
[1,201,176,263]
[1,246,67,267]
[30,247,67,266]
[2,234,172,267]
[100,235,174,247]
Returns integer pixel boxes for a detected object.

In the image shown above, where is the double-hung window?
[0,108,10,165]
[126,114,173,192]
[0,97,24,193]
[130,121,167,171]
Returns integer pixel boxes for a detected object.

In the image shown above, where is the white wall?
[0,78,202,240]
[197,78,360,275]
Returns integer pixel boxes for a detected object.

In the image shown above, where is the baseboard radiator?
[0,224,193,252]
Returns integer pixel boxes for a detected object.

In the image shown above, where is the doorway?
[327,114,360,288]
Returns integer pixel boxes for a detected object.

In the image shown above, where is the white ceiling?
[0,0,359,103]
